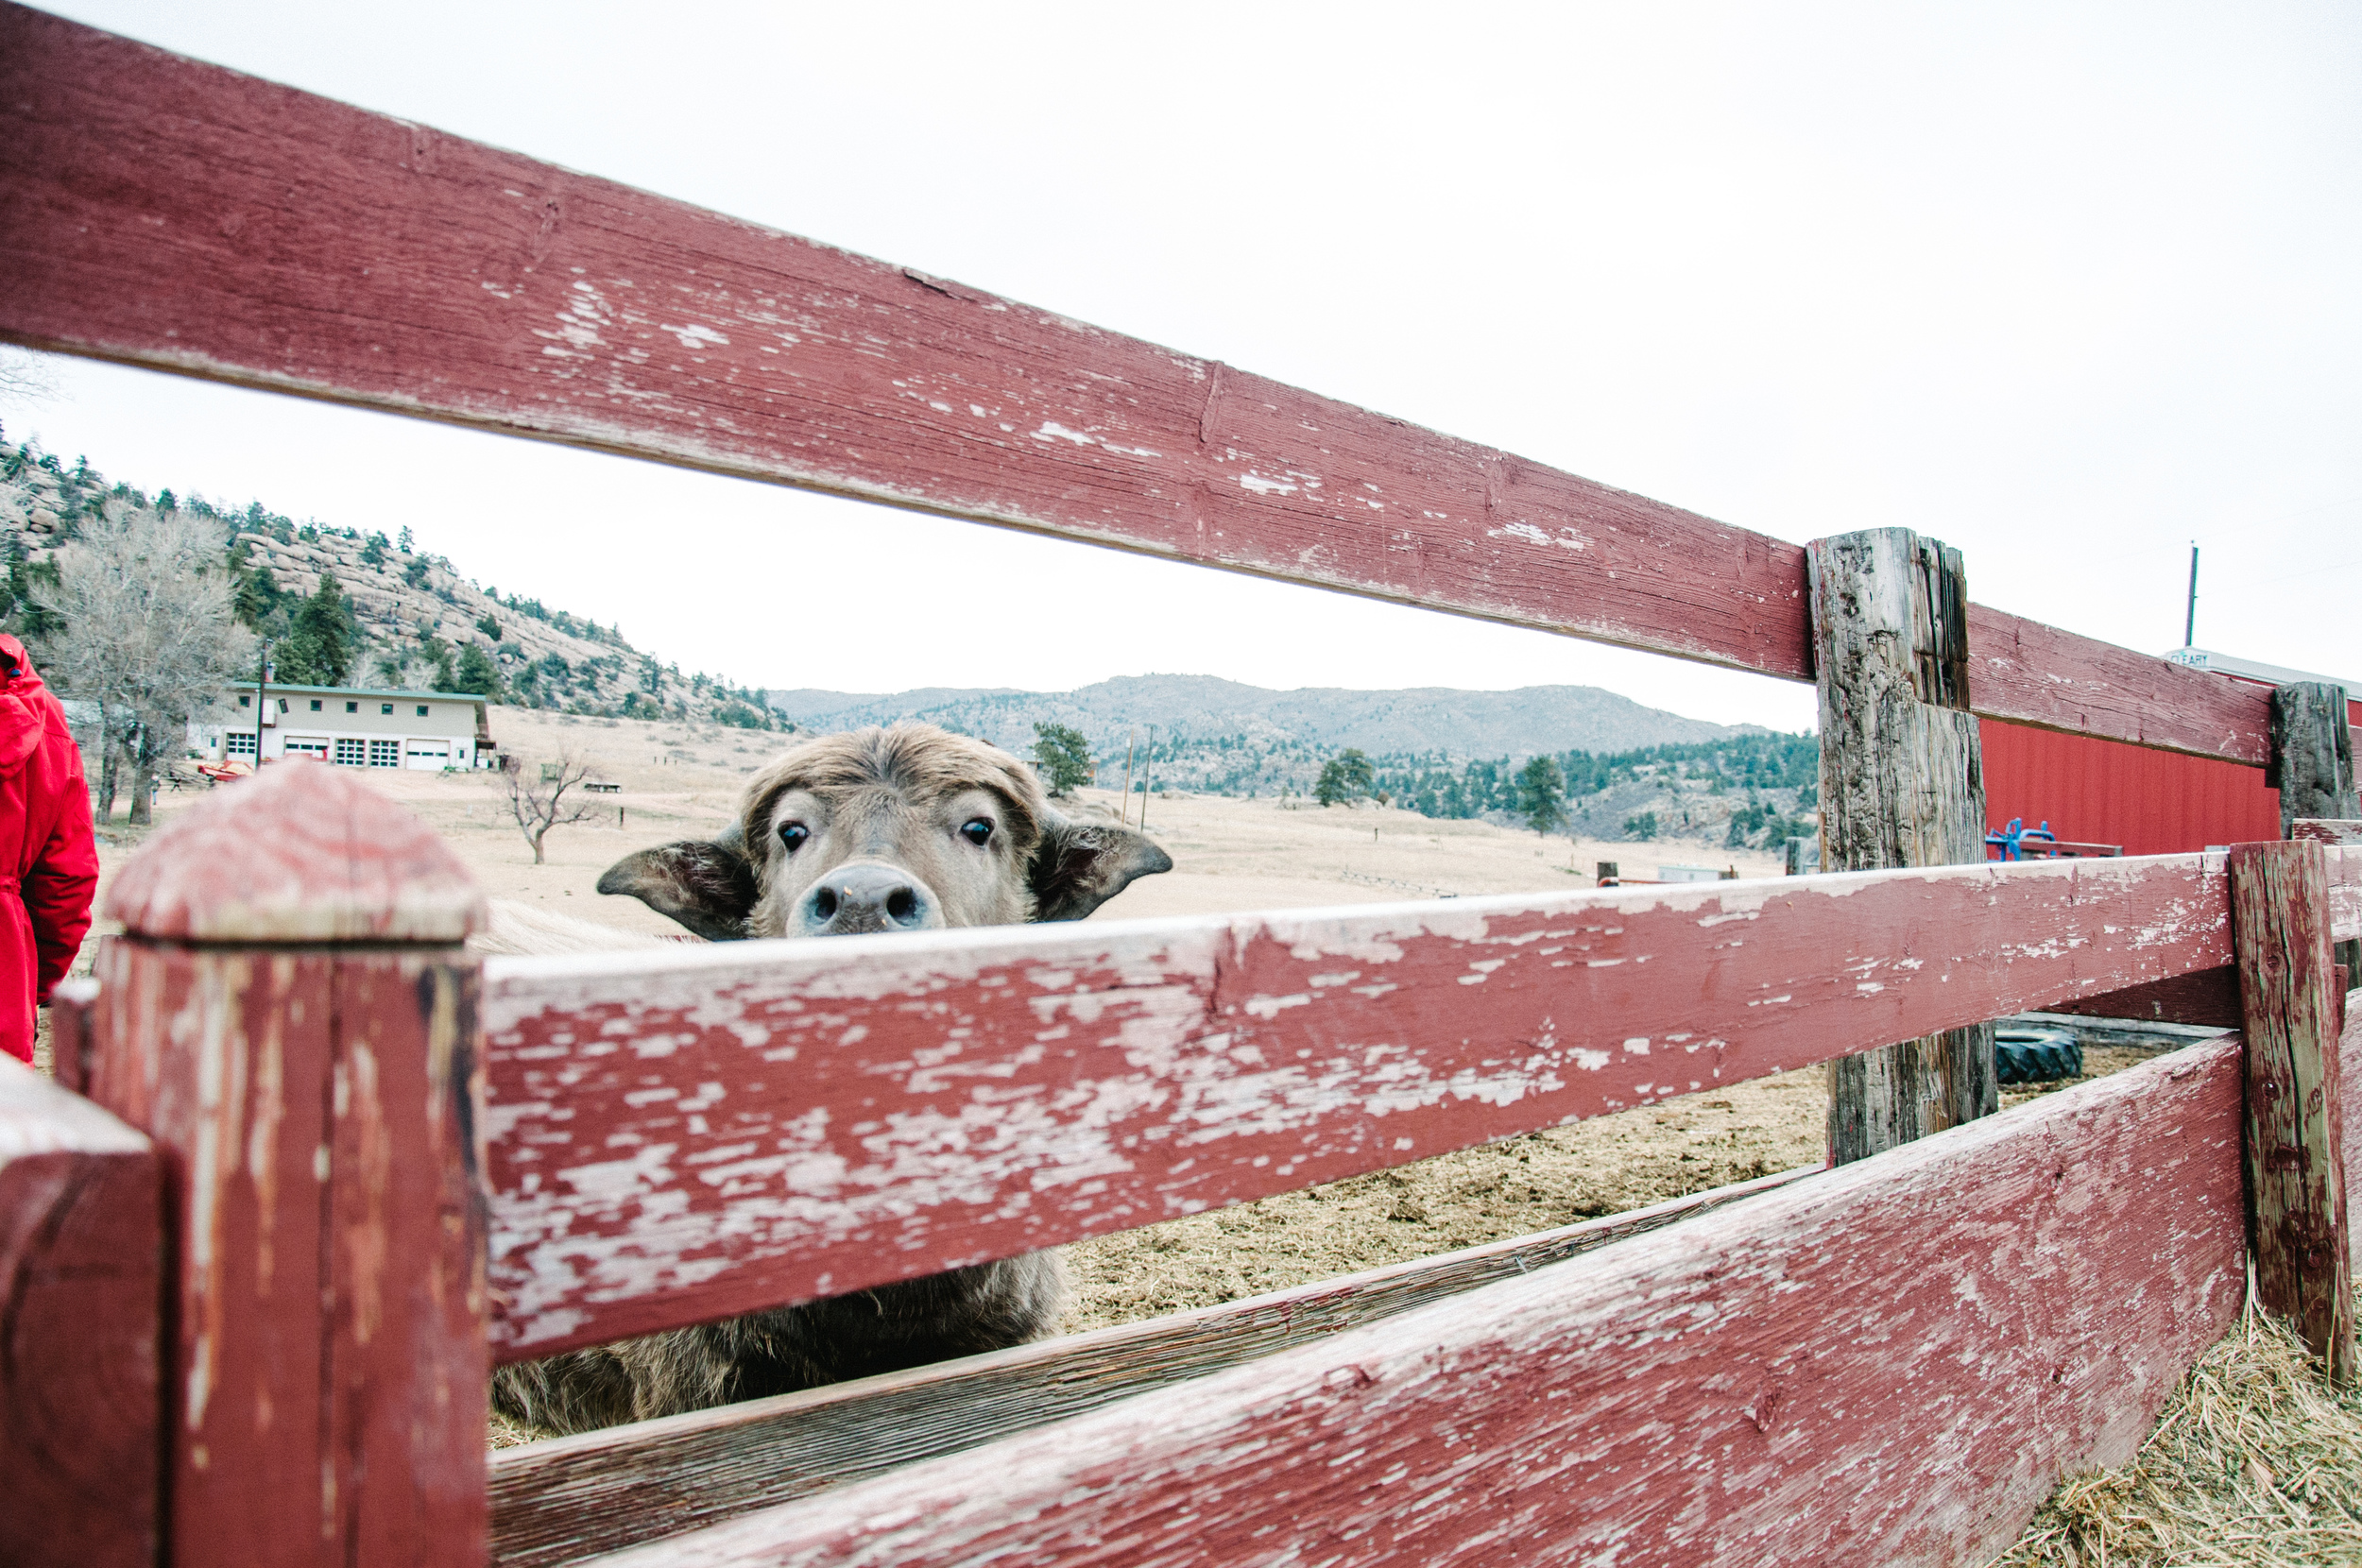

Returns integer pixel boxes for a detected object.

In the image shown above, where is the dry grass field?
[89,703,1785,935]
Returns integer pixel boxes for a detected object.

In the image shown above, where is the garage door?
[405,741,451,771]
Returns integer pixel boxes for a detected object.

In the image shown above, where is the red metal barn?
[1982,648,2360,855]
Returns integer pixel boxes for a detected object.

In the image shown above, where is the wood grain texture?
[0,1054,160,1568]
[1810,531,1986,872]
[2346,974,2362,1248]
[481,852,2230,1359]
[2296,819,2362,847]
[1809,530,1995,1163]
[2328,844,2361,943]
[84,938,492,1568]
[0,7,2280,764]
[2230,841,2354,1382]
[0,7,1806,680]
[2269,685,2360,837]
[102,760,484,944]
[558,1039,2248,1568]
[1964,605,2273,765]
[491,1167,1812,1568]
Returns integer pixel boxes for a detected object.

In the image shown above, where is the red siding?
[1979,681,2359,856]
[1980,719,2278,855]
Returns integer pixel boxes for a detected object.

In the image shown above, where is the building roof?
[232,681,489,704]
[2164,647,2357,696]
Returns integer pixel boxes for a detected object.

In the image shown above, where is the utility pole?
[1121,727,1136,827]
[2184,544,2199,648]
[253,639,272,766]
[1139,725,1156,831]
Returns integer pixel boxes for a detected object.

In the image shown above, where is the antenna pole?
[2184,544,2199,648]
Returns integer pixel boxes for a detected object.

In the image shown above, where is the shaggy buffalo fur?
[491,724,1170,1437]
[495,1248,1073,1433]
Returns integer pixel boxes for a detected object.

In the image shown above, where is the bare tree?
[501,750,605,864]
[0,348,62,410]
[35,503,257,824]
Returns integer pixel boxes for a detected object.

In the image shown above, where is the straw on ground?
[1990,1296,2362,1567]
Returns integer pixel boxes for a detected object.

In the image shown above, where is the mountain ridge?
[766,674,1768,793]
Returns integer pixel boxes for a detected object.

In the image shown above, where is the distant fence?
[1338,869,1462,897]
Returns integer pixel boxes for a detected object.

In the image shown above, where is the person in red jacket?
[0,634,98,1064]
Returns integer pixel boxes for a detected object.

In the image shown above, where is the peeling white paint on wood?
[558,1042,2247,1568]
[482,853,2234,1357]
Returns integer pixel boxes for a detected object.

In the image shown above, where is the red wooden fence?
[1,8,2357,1567]
[0,4,2272,769]
[479,850,2236,1359]
[26,764,2360,1568]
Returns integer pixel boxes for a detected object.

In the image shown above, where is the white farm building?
[196,683,497,771]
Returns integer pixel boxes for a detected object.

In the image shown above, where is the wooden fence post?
[2230,838,2354,1383]
[0,1049,161,1568]
[1810,528,1996,1163]
[2274,687,2361,980]
[78,763,489,1567]
[2270,683,2359,837]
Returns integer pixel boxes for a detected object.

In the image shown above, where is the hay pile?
[1991,1301,2362,1566]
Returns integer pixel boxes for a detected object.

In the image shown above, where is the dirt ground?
[1062,1041,2173,1331]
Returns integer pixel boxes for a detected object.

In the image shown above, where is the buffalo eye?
[778,822,810,853]
[961,818,994,848]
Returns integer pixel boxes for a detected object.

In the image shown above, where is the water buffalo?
[489,724,1170,1434]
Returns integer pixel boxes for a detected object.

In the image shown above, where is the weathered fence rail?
[488,1167,1819,1568]
[0,1050,160,1568]
[549,1037,2256,1568]
[0,4,2273,767]
[2,7,2358,1566]
[477,851,2242,1359]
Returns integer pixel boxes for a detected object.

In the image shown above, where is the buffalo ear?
[597,839,759,941]
[1029,816,1172,923]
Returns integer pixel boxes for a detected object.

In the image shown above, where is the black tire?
[1994,1030,2083,1085]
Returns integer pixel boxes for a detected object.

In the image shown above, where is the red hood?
[0,635,55,775]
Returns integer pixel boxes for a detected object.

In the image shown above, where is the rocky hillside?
[0,435,779,727]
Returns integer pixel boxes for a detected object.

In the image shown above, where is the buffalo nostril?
[886,887,917,923]
[813,887,839,921]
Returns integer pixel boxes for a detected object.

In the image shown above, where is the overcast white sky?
[6,2,2357,727]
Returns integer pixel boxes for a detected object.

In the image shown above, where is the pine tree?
[276,573,352,685]
[456,640,504,698]
[1515,755,1567,834]
[1314,748,1376,807]
[1030,723,1094,794]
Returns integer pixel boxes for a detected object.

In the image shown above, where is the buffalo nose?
[798,863,937,935]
